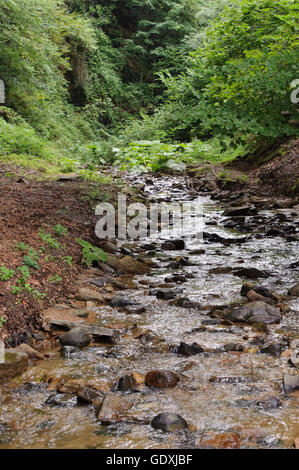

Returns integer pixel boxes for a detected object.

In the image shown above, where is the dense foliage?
[0,0,298,172]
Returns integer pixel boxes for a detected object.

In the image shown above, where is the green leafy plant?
[0,316,6,328]
[53,224,68,237]
[23,248,40,270]
[49,274,62,283]
[76,238,107,267]
[39,232,61,250]
[62,256,73,266]
[0,266,15,281]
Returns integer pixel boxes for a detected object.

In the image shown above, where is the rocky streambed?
[0,174,298,449]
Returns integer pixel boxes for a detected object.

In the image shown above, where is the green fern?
[76,238,107,267]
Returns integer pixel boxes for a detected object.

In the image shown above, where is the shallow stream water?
[0,175,298,449]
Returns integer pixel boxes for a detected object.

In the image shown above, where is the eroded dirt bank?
[0,169,298,449]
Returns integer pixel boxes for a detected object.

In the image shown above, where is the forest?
[0,0,298,173]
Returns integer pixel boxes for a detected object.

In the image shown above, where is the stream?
[0,174,298,449]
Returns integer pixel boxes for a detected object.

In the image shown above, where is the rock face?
[228,301,281,324]
[0,350,28,381]
[59,327,91,348]
[145,370,180,388]
[151,412,187,432]
[283,374,299,395]
[96,394,132,421]
[288,283,299,297]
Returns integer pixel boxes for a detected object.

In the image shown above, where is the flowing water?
[0,175,298,449]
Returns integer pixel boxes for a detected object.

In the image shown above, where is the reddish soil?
[0,169,118,346]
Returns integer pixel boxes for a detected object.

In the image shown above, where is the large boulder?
[228,301,281,325]
[151,412,187,432]
[59,327,91,348]
[145,370,180,388]
[0,350,28,381]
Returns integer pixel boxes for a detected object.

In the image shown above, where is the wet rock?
[235,397,282,410]
[118,256,151,274]
[71,309,89,318]
[246,290,269,302]
[257,397,283,410]
[168,297,199,308]
[60,345,81,358]
[100,241,119,254]
[0,350,28,382]
[222,343,244,353]
[50,319,119,343]
[44,392,77,407]
[33,332,46,341]
[201,319,222,325]
[59,327,91,348]
[204,232,247,245]
[290,339,299,350]
[209,266,233,275]
[251,323,270,334]
[124,305,146,314]
[96,394,132,421]
[77,288,103,302]
[164,274,188,283]
[115,375,137,392]
[222,206,257,217]
[14,343,45,360]
[189,249,205,255]
[210,376,255,384]
[145,370,180,388]
[156,289,178,300]
[228,301,281,325]
[287,283,299,297]
[200,432,240,449]
[89,277,111,288]
[233,267,270,279]
[283,374,299,395]
[260,343,286,357]
[161,239,186,250]
[177,342,204,357]
[289,351,299,369]
[77,387,104,404]
[110,295,136,308]
[151,412,187,432]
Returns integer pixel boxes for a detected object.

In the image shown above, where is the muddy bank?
[189,137,299,199]
[0,171,125,345]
